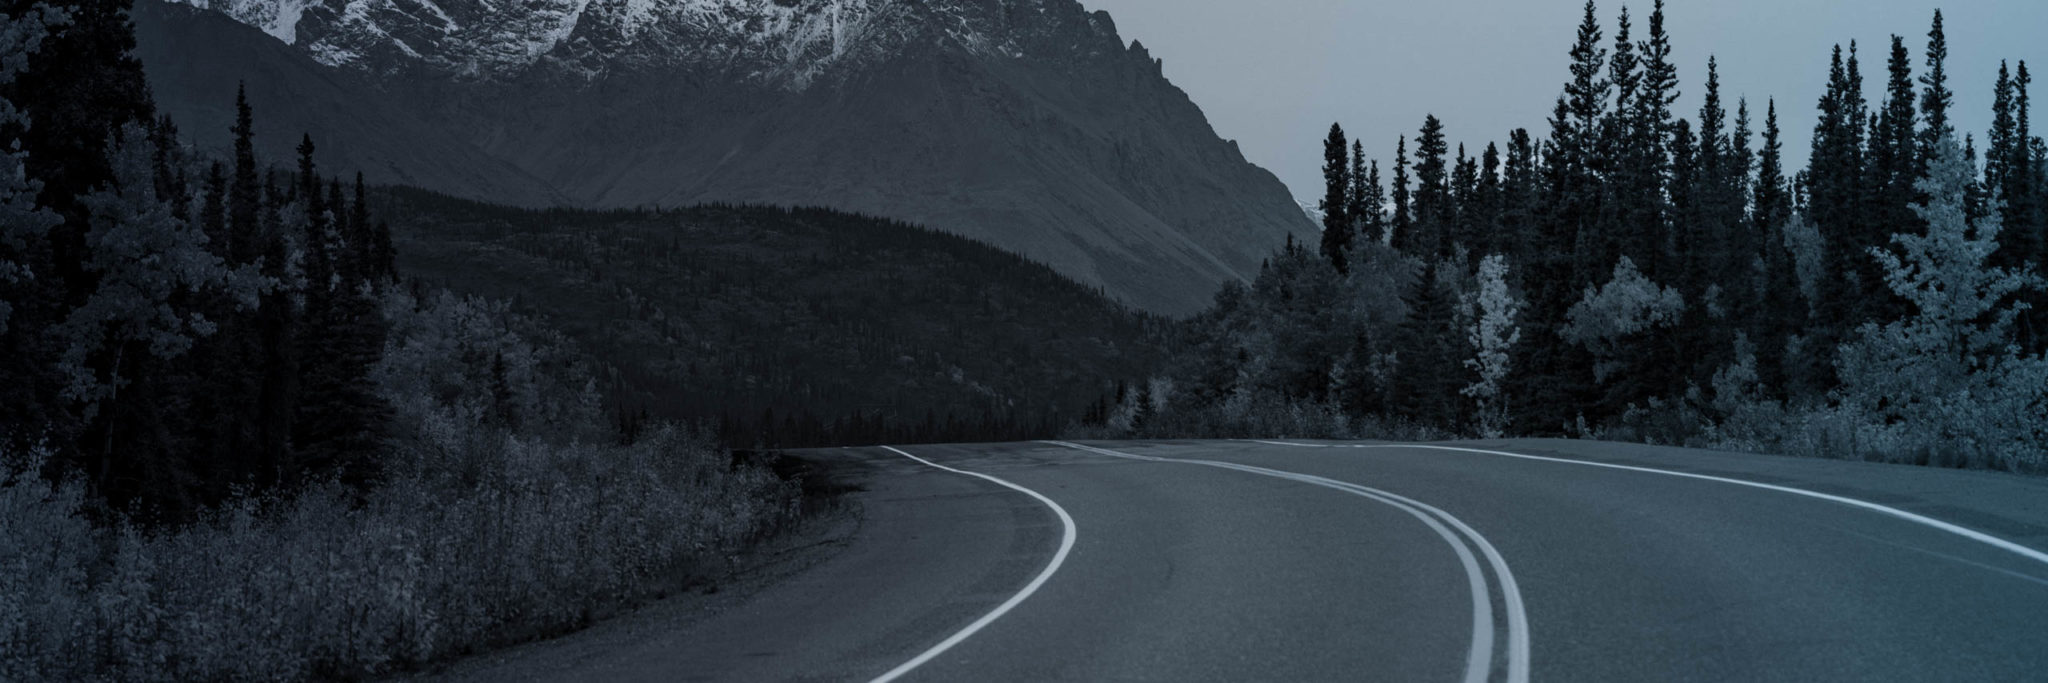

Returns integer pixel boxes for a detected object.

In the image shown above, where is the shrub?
[0,290,799,680]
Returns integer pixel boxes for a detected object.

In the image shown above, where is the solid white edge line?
[1042,440,1508,683]
[870,446,1078,683]
[1326,442,2048,571]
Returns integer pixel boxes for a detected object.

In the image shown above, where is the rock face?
[135,0,1314,314]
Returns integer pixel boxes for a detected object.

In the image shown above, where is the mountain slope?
[137,0,1314,314]
[380,189,1167,441]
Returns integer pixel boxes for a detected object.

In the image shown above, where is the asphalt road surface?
[430,439,2048,682]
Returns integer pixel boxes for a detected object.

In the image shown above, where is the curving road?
[430,439,2048,682]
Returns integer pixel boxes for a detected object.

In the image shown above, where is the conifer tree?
[1622,0,1679,271]
[199,162,226,255]
[1391,135,1413,251]
[1988,61,2018,197]
[1413,115,1451,260]
[1452,144,1481,259]
[1810,42,1874,335]
[1476,142,1503,260]
[1394,260,1459,429]
[1743,98,1801,395]
[1990,61,2041,283]
[1320,122,1352,272]
[1559,1,1611,289]
[1347,139,1376,244]
[1500,129,1539,266]
[1358,157,1387,245]
[1870,36,1922,276]
[228,84,261,265]
[1666,118,1700,300]
[1919,10,1954,165]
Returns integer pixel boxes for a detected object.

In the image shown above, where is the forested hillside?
[1126,2,2048,471]
[384,190,1171,447]
[1,3,799,678]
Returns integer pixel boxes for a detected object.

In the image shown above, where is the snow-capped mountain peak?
[170,0,1123,87]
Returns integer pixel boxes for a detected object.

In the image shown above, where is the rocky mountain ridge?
[139,0,1315,314]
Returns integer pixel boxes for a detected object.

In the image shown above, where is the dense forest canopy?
[1143,1,2046,470]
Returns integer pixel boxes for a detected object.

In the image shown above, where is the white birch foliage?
[1835,133,2048,469]
[1461,254,1521,437]
[1561,256,1685,383]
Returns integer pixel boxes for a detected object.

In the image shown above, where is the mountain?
[132,0,1313,314]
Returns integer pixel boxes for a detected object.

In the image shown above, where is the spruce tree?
[1560,0,1613,290]
[256,172,296,486]
[228,84,261,265]
[1347,140,1376,244]
[1754,101,1805,396]
[1988,61,2018,197]
[1476,142,1503,261]
[200,162,227,255]
[1622,0,1678,273]
[1392,135,1413,251]
[1992,61,2041,284]
[1810,42,1875,336]
[1452,143,1481,260]
[1320,122,1352,272]
[1394,260,1460,429]
[1919,10,1954,164]
[1359,157,1387,246]
[1500,129,1539,266]
[1870,36,1922,265]
[1413,115,1451,260]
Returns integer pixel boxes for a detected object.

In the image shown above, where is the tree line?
[1149,1,2046,467]
[2,0,397,521]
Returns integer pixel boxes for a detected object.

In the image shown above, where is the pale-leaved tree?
[1460,254,1521,437]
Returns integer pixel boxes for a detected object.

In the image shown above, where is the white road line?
[871,446,1079,683]
[1043,440,1523,683]
[1260,440,2048,572]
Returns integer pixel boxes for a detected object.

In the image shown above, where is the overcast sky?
[1079,0,2048,203]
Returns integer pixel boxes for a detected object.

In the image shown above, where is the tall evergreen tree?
[1413,115,1451,260]
[1751,99,1804,395]
[228,84,261,265]
[1392,135,1413,251]
[1870,36,1922,256]
[1559,0,1610,285]
[1320,123,1352,272]
[1919,10,1954,165]
[1619,0,1679,274]
[1500,129,1540,266]
[2013,62,2040,268]
[1476,142,1504,260]
[1347,139,1375,244]
[1451,143,1482,260]
[1394,260,1460,429]
[1809,42,1876,334]
[1988,61,2018,197]
[1755,100,1793,241]
[1360,158,1387,245]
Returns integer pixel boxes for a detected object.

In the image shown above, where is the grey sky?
[1080,0,2048,203]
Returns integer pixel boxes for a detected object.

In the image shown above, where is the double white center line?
[875,442,1528,683]
[1043,440,1530,683]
